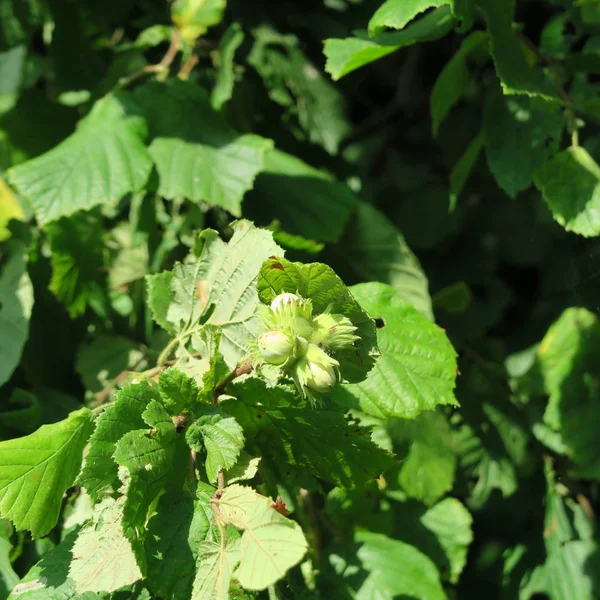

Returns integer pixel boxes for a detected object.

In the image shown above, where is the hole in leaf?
[374,317,385,329]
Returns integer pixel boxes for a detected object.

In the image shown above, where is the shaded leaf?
[534,146,600,237]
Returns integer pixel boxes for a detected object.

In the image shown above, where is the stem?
[178,53,198,79]
[213,361,253,401]
[157,336,182,366]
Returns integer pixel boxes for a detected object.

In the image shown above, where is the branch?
[213,361,253,401]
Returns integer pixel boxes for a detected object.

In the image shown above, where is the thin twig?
[95,352,202,405]
[213,361,253,401]
[178,53,199,79]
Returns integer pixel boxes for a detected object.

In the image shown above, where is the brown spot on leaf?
[269,496,289,516]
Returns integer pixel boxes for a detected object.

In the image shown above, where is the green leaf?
[159,367,200,415]
[533,147,600,237]
[145,490,218,600]
[390,497,473,584]
[77,382,162,501]
[7,93,152,225]
[76,334,147,395]
[45,213,106,317]
[0,407,94,538]
[332,202,433,319]
[186,409,245,483]
[215,484,308,590]
[249,26,350,155]
[332,531,447,600]
[0,522,18,597]
[224,380,394,488]
[8,531,79,600]
[536,308,600,478]
[257,256,378,382]
[333,282,458,419]
[324,7,455,80]
[113,400,189,564]
[225,452,261,485]
[248,149,358,243]
[368,0,449,36]
[211,23,245,111]
[0,45,26,95]
[69,497,142,593]
[149,221,281,369]
[133,81,273,217]
[476,0,555,97]
[146,270,175,335]
[431,31,489,136]
[419,499,473,583]
[484,87,563,198]
[0,178,25,241]
[390,411,457,505]
[449,132,484,211]
[0,242,33,387]
[192,537,241,600]
[452,360,530,505]
[526,465,600,599]
[171,0,226,40]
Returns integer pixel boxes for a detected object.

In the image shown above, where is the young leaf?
[257,256,378,382]
[0,407,93,538]
[69,497,142,593]
[159,367,200,415]
[171,0,226,40]
[133,81,273,217]
[0,241,33,387]
[77,382,162,501]
[332,282,458,419]
[8,93,152,225]
[224,380,394,488]
[186,409,245,483]
[484,87,562,198]
[145,490,219,600]
[215,484,308,591]
[533,147,600,237]
[324,8,455,80]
